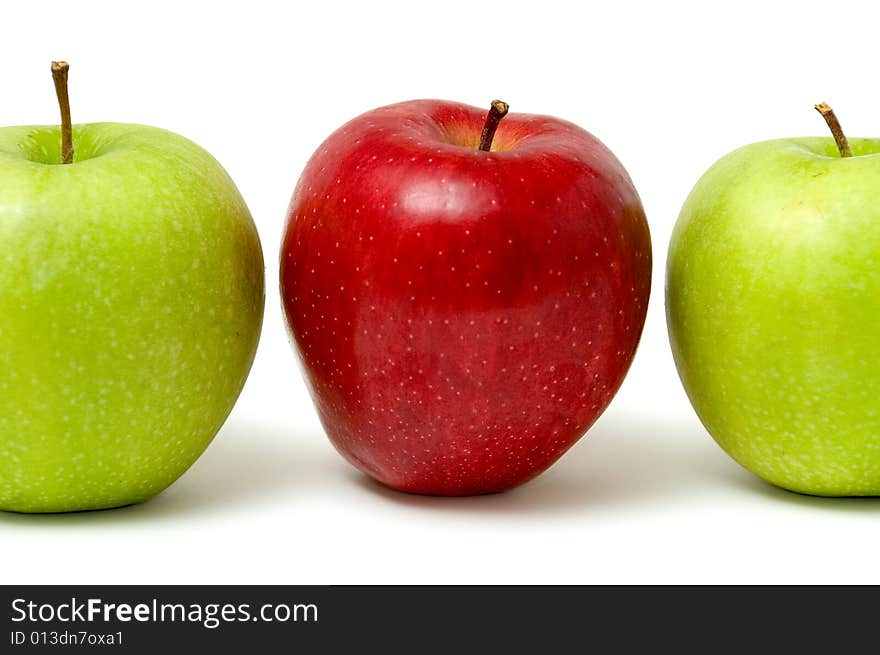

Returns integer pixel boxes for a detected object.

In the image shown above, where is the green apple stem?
[815,102,852,158]
[51,61,74,164]
[478,100,509,152]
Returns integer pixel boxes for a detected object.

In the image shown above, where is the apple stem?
[814,102,852,158]
[51,61,74,165]
[478,100,509,152]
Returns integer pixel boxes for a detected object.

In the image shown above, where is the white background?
[2,0,879,584]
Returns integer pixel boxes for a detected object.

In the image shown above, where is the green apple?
[0,70,264,513]
[667,106,880,496]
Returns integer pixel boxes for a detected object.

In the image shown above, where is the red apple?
[280,99,651,495]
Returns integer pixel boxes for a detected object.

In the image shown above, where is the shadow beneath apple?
[350,410,748,516]
[0,418,333,526]
[727,472,880,513]
[4,411,877,527]
[354,410,880,515]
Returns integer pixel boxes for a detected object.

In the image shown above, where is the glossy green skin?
[667,137,880,496]
[0,124,264,512]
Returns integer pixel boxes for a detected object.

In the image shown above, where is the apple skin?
[667,137,880,496]
[0,123,265,512]
[281,99,651,495]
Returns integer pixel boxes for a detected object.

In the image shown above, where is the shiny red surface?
[281,100,651,495]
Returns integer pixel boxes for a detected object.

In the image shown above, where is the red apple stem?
[51,61,74,164]
[814,102,852,158]
[478,100,509,152]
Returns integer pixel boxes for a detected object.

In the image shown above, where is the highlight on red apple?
[280,99,651,495]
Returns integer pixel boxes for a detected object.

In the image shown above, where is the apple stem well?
[51,61,74,164]
[815,102,852,158]
[478,100,509,152]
